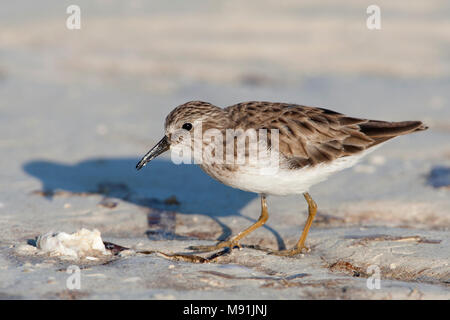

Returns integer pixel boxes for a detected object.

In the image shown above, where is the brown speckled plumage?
[165,101,230,134]
[166,101,427,169]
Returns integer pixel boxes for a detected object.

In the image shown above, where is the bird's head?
[136,101,228,170]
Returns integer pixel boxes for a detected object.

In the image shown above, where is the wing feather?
[225,102,427,169]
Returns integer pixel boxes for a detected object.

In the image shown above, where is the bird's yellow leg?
[190,194,269,251]
[271,192,317,256]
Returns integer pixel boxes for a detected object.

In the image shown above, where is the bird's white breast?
[204,147,380,196]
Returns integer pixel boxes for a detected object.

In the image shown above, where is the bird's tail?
[359,120,428,146]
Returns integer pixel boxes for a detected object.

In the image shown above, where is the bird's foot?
[189,240,242,252]
[268,245,310,257]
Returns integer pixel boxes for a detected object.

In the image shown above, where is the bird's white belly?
[213,148,379,196]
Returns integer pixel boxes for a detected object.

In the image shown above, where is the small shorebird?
[136,101,427,256]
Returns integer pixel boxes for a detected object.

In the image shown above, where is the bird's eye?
[182,123,193,131]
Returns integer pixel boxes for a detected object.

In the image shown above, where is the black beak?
[136,136,170,170]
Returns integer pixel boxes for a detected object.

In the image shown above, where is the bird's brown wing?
[225,101,427,168]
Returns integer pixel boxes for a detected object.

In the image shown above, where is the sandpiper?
[136,101,427,256]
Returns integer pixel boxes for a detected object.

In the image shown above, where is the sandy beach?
[0,0,449,299]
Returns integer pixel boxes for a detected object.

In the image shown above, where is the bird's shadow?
[23,157,286,250]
